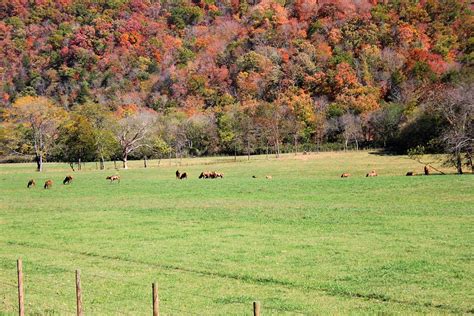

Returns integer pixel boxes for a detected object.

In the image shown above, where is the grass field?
[0,151,473,315]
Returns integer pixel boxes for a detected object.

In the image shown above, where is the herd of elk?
[199,171,223,179]
[25,164,439,189]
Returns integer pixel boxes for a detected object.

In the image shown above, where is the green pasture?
[0,152,472,315]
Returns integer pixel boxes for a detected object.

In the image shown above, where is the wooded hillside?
[0,0,473,171]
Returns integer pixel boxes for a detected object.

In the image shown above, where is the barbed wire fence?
[1,258,308,315]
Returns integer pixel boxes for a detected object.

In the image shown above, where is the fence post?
[253,301,260,316]
[75,270,83,316]
[17,259,24,316]
[152,282,159,316]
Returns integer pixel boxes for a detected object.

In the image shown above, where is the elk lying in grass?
[106,175,120,183]
[366,170,378,177]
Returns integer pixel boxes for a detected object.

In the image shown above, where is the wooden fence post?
[152,282,159,316]
[253,301,260,316]
[75,270,83,316]
[17,259,24,316]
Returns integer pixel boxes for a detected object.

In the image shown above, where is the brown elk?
[176,170,181,179]
[406,171,414,176]
[27,179,36,188]
[179,172,188,179]
[424,165,430,176]
[106,175,120,183]
[44,180,53,189]
[366,170,378,177]
[199,171,223,179]
[63,175,73,185]
[199,171,210,179]
[341,173,351,178]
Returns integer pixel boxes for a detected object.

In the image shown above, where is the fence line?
[0,258,310,315]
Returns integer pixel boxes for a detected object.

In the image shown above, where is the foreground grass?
[0,151,473,315]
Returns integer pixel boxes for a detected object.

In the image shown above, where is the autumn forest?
[0,0,473,172]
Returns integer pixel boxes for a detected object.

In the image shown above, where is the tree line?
[1,83,472,173]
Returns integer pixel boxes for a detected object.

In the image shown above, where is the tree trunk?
[275,139,280,158]
[456,151,463,174]
[234,145,237,161]
[466,148,473,174]
[100,156,105,170]
[294,135,298,156]
[266,144,269,160]
[344,139,348,151]
[247,139,250,161]
[123,154,128,169]
[36,155,43,172]
[78,158,82,171]
[355,138,359,151]
[144,156,147,168]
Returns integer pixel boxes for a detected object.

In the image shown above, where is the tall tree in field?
[3,96,66,171]
[426,84,474,174]
[75,103,118,170]
[114,106,157,169]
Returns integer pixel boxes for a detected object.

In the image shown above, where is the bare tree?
[426,84,474,174]
[340,113,363,150]
[114,111,157,169]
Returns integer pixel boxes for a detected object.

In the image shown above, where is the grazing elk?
[341,173,351,178]
[424,165,430,176]
[252,175,257,178]
[176,170,181,179]
[44,180,53,189]
[27,179,36,188]
[366,170,378,177]
[199,171,210,179]
[63,175,73,185]
[266,175,272,180]
[179,172,188,179]
[106,175,120,183]
[406,171,414,176]
[199,171,223,179]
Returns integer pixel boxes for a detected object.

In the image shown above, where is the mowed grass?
[0,151,473,315]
